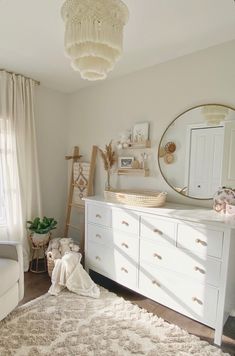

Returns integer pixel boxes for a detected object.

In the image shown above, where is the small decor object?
[140,152,148,169]
[164,153,174,164]
[213,187,235,213]
[116,130,132,149]
[165,142,176,153]
[118,156,134,169]
[98,141,116,191]
[226,204,235,216]
[61,0,129,81]
[159,146,166,158]
[133,122,149,143]
[104,189,167,207]
[131,159,140,169]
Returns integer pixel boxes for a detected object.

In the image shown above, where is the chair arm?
[0,241,24,301]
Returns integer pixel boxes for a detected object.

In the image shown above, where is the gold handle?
[121,242,129,249]
[152,280,161,287]
[153,253,162,260]
[95,256,101,261]
[153,229,163,235]
[121,267,128,273]
[96,234,102,239]
[192,297,203,305]
[194,266,206,274]
[96,214,101,218]
[122,220,129,226]
[195,238,207,246]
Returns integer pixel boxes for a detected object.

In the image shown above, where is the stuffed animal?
[59,237,73,256]
[69,242,80,253]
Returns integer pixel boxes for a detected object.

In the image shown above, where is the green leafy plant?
[27,217,57,234]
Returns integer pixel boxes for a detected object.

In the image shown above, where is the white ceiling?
[0,0,234,93]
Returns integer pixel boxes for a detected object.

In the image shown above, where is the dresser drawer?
[140,215,176,245]
[140,239,221,287]
[87,204,112,227]
[177,223,224,258]
[87,241,138,289]
[87,241,112,277]
[139,263,218,327]
[112,249,138,289]
[87,224,112,246]
[112,208,139,235]
[113,231,139,259]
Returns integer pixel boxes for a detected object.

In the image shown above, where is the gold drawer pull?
[195,238,207,246]
[194,266,206,274]
[96,234,102,239]
[152,280,161,287]
[121,242,129,249]
[96,214,102,218]
[121,267,128,273]
[153,253,162,260]
[192,297,203,305]
[153,229,163,235]
[95,256,101,261]
[122,220,129,226]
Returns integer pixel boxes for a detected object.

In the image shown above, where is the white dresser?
[84,196,235,346]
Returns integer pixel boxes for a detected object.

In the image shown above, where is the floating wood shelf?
[117,168,149,177]
[123,140,151,149]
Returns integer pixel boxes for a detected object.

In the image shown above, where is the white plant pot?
[30,232,50,245]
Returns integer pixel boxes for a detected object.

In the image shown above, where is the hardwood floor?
[22,270,235,355]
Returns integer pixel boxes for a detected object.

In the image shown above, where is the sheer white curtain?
[0,70,41,270]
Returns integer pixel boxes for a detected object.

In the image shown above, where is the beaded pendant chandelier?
[61,0,129,81]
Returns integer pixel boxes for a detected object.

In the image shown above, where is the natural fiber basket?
[47,252,55,277]
[104,189,167,207]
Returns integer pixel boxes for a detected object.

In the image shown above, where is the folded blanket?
[48,251,100,298]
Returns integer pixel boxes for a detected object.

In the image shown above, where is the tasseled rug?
[0,287,229,355]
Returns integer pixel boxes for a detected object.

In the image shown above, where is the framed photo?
[118,156,134,169]
[133,122,149,143]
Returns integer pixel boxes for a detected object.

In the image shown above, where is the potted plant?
[27,217,57,246]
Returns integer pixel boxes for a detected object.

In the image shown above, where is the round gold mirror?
[158,104,235,200]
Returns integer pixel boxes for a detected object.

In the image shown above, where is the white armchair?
[0,241,24,321]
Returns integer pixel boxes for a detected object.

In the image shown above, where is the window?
[0,164,6,226]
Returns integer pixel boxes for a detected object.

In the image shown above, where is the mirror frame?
[157,103,235,200]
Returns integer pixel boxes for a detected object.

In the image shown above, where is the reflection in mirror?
[158,104,235,200]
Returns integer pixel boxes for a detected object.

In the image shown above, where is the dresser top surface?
[84,196,235,229]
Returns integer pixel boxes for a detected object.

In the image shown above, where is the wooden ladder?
[64,145,97,255]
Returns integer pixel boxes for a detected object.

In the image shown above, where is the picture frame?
[118,156,134,169]
[132,122,149,143]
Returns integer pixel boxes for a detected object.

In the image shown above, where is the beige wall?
[34,86,69,235]
[67,40,235,207]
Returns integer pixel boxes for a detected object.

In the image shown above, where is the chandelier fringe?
[61,0,129,81]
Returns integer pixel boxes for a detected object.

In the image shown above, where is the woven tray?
[104,189,167,207]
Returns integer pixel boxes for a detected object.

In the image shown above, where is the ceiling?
[0,0,234,93]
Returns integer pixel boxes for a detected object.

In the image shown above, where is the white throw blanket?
[48,252,100,298]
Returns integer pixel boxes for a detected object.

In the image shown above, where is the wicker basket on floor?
[47,252,55,277]
[104,189,167,207]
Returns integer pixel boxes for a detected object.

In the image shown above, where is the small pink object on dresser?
[226,204,235,216]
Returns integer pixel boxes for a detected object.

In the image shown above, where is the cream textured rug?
[0,287,229,356]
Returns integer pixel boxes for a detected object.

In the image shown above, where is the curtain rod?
[0,69,40,86]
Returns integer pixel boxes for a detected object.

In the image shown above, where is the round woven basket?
[104,189,167,207]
